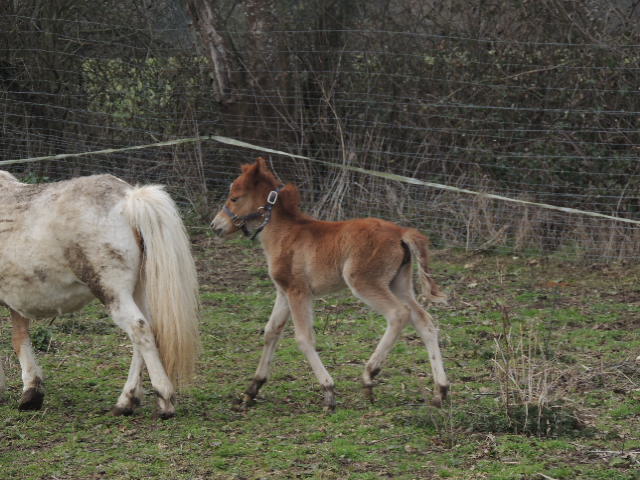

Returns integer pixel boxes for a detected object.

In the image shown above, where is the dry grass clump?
[491,302,585,436]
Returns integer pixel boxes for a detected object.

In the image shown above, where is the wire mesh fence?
[2,2,640,260]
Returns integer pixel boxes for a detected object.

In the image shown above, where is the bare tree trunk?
[184,0,236,105]
[245,0,278,90]
[244,0,292,140]
[184,0,285,141]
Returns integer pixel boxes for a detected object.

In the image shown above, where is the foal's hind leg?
[345,279,411,403]
[242,290,290,407]
[391,265,449,407]
[11,310,45,410]
[408,304,449,406]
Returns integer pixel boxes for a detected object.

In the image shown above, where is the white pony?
[0,171,199,418]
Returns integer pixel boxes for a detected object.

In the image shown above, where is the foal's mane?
[245,158,309,220]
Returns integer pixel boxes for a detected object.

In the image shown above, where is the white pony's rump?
[0,171,199,418]
[0,171,18,182]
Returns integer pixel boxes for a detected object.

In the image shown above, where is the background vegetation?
[2,1,640,258]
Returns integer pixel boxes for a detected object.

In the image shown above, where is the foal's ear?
[240,157,268,175]
[239,160,262,186]
[255,157,270,174]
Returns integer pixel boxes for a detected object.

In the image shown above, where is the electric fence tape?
[2,134,639,226]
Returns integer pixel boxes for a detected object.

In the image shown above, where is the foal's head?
[211,157,286,237]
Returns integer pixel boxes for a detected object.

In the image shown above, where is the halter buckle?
[266,190,279,205]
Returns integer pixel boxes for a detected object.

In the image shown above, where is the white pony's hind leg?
[109,294,176,419]
[112,347,144,416]
[11,310,45,410]
[112,283,148,416]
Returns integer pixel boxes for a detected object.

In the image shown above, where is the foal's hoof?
[245,378,266,399]
[363,385,375,404]
[230,397,244,412]
[431,384,450,408]
[19,388,44,411]
[322,386,336,412]
[439,384,450,401]
[231,394,255,412]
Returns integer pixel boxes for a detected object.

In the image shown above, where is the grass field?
[1,234,640,479]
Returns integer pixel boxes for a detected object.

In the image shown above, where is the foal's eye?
[230,197,239,203]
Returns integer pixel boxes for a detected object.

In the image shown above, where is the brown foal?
[211,158,449,410]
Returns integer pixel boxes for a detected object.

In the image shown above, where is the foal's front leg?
[287,291,336,411]
[11,310,45,410]
[242,291,290,407]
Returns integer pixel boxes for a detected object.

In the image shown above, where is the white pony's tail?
[123,185,200,388]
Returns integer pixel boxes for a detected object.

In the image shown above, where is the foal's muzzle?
[210,212,231,237]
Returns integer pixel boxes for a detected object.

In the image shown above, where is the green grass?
[1,242,640,479]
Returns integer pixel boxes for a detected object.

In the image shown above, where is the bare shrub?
[491,302,584,435]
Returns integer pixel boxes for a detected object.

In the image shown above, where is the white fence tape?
[2,134,639,226]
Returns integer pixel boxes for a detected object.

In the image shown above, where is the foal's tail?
[124,185,200,388]
[401,229,447,304]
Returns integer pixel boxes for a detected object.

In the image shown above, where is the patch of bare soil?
[191,233,267,292]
